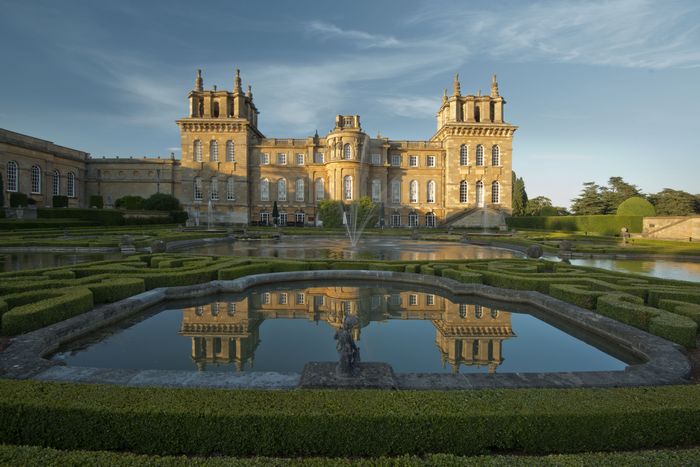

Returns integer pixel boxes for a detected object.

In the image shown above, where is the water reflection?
[568,258,700,283]
[54,284,627,374]
[181,237,522,261]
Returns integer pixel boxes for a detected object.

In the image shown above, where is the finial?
[195,69,203,91]
[314,129,319,138]
[478,89,482,96]
[234,68,242,92]
[491,73,499,97]
[442,88,448,103]
[246,84,253,99]
[453,73,461,96]
[213,84,217,92]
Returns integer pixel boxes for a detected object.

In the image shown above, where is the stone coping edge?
[0,270,691,390]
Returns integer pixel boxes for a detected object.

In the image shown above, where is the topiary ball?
[616,197,656,217]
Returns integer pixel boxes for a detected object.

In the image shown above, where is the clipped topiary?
[616,196,656,217]
[143,193,180,211]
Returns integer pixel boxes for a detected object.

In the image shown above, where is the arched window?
[295,178,305,202]
[210,140,218,162]
[52,170,60,196]
[475,304,483,319]
[226,177,235,200]
[226,140,234,162]
[409,180,418,203]
[343,143,351,160]
[391,179,401,204]
[193,140,202,162]
[427,180,436,203]
[459,144,468,166]
[343,175,353,200]
[6,161,18,192]
[193,177,203,201]
[459,180,468,203]
[476,145,484,166]
[476,180,484,207]
[315,178,325,201]
[491,181,500,204]
[260,178,270,201]
[459,304,467,319]
[210,177,219,200]
[491,145,500,166]
[213,101,220,118]
[67,172,76,198]
[491,309,499,319]
[371,179,381,202]
[31,165,41,194]
[426,212,436,227]
[277,178,287,201]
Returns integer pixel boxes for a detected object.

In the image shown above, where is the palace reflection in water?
[182,286,514,373]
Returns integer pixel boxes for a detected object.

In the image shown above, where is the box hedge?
[506,215,643,235]
[86,278,146,304]
[2,381,700,456]
[1,288,94,335]
[38,208,125,226]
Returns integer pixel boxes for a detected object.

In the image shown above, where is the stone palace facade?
[1,69,516,227]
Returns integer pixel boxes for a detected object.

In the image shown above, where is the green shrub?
[648,311,697,348]
[1,288,94,335]
[42,270,76,280]
[368,263,406,272]
[115,195,145,210]
[219,263,271,280]
[441,268,483,284]
[52,195,69,208]
[616,196,656,217]
[86,278,146,304]
[89,195,104,209]
[549,284,605,310]
[38,208,125,226]
[169,210,188,224]
[506,215,643,235]
[658,299,700,323]
[318,199,343,228]
[331,262,371,270]
[269,261,309,273]
[143,193,180,211]
[2,381,700,456]
[9,192,28,207]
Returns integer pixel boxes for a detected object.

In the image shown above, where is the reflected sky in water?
[53,283,628,374]
[568,258,700,283]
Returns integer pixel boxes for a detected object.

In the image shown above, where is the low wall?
[643,216,700,241]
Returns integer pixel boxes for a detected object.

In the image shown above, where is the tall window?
[210,178,219,200]
[295,178,305,202]
[277,153,287,165]
[476,145,484,166]
[277,178,287,201]
[343,175,353,200]
[52,170,60,196]
[279,212,288,225]
[408,212,418,227]
[460,144,468,166]
[260,212,269,226]
[391,180,401,204]
[391,154,401,166]
[409,180,418,203]
[193,140,202,162]
[427,155,435,167]
[31,165,41,194]
[371,153,380,165]
[260,153,270,165]
[315,178,325,200]
[409,155,418,167]
[314,152,324,164]
[296,153,304,165]
[391,213,401,227]
[226,140,235,162]
[459,304,467,318]
[491,181,500,204]
[193,177,203,201]
[67,172,76,198]
[260,178,269,201]
[476,180,484,207]
[491,145,500,166]
[371,179,381,202]
[226,177,235,200]
[459,180,468,203]
[295,212,305,224]
[427,180,436,203]
[426,212,436,227]
[209,140,218,162]
[343,144,351,160]
[7,161,18,192]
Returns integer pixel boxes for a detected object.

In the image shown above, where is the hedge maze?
[0,255,698,347]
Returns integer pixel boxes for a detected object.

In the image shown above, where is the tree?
[603,177,642,213]
[143,193,180,211]
[648,189,698,216]
[318,199,344,227]
[511,171,528,216]
[570,182,607,215]
[525,196,552,216]
[272,201,279,225]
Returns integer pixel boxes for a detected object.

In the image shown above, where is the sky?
[1,0,699,208]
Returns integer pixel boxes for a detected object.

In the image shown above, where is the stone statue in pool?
[335,315,360,376]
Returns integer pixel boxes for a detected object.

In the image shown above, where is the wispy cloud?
[307,21,401,48]
[376,96,436,118]
[405,0,700,69]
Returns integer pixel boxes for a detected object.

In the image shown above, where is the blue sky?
[1,0,699,207]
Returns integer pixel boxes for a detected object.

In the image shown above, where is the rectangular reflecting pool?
[52,282,632,374]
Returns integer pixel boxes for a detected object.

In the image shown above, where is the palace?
[0,69,516,227]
